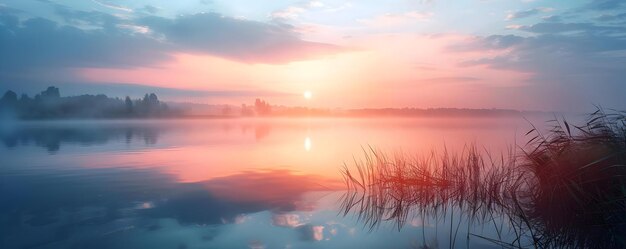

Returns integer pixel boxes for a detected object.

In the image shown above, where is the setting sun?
[304,90,313,100]
[1,0,625,248]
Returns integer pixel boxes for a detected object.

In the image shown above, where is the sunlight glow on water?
[304,136,312,151]
[0,117,541,249]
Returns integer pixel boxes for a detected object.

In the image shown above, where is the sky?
[0,0,625,111]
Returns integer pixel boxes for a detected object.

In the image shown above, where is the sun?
[303,90,313,100]
[304,137,312,151]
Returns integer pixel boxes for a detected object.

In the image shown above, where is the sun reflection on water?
[304,136,312,151]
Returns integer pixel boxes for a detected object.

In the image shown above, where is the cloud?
[0,8,345,92]
[453,21,626,110]
[139,13,344,63]
[0,14,170,74]
[270,6,306,20]
[53,5,120,27]
[506,7,553,20]
[269,0,326,21]
[596,12,626,22]
[586,0,626,10]
[449,34,523,51]
[308,1,324,8]
[506,24,523,30]
[515,22,626,33]
[91,0,133,12]
[421,77,481,83]
[139,5,160,14]
[458,24,626,71]
[542,15,562,22]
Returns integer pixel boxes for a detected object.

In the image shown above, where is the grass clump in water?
[518,109,626,248]
[340,108,626,249]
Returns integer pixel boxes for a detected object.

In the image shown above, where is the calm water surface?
[1,117,538,249]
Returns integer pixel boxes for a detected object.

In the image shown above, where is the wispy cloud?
[506,7,553,20]
[515,22,626,33]
[117,24,150,34]
[454,20,626,110]
[542,15,562,22]
[269,0,326,21]
[138,5,160,14]
[586,0,626,10]
[270,6,306,20]
[0,8,347,94]
[596,12,626,22]
[91,0,133,12]
[140,12,346,63]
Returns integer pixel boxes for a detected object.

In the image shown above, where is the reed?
[340,108,626,248]
[517,108,626,248]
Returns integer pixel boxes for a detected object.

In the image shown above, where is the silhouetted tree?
[254,98,271,116]
[0,90,19,117]
[1,90,18,103]
[148,93,158,104]
[125,96,133,114]
[41,86,60,99]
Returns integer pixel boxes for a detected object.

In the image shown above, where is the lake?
[0,117,542,249]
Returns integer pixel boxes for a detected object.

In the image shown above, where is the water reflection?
[304,136,312,151]
[3,118,529,182]
[0,165,338,248]
[0,117,538,248]
[0,125,159,152]
[144,170,340,224]
[0,122,164,153]
[254,123,271,141]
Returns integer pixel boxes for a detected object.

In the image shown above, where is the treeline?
[0,87,542,119]
[0,86,177,119]
[238,98,273,116]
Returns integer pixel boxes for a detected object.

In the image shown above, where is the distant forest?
[0,86,541,120]
[0,86,176,119]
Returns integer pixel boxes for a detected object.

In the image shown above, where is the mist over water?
[0,117,538,249]
[2,0,625,247]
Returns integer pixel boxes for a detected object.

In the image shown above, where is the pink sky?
[76,34,531,108]
[3,0,624,111]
